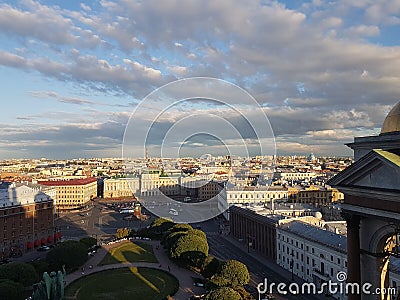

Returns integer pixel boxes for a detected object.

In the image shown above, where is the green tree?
[170,234,209,258]
[149,218,175,238]
[233,285,255,300]
[165,223,193,235]
[46,241,88,272]
[164,231,188,250]
[213,260,250,287]
[29,259,50,277]
[170,234,209,268]
[116,228,132,239]
[204,287,242,300]
[79,237,97,249]
[0,279,24,300]
[201,256,221,278]
[0,262,38,287]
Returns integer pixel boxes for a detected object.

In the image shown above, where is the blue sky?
[0,0,400,159]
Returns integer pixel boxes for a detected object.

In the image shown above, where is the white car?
[169,208,178,216]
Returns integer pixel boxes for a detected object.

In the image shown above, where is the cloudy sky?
[1,0,399,159]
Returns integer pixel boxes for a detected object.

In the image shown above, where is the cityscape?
[1,1,400,300]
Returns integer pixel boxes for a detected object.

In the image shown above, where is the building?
[0,183,58,257]
[276,221,348,300]
[103,177,140,198]
[328,101,400,300]
[39,178,97,210]
[274,172,319,182]
[230,205,281,261]
[226,186,288,205]
[291,186,344,205]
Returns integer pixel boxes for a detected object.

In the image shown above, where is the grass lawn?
[99,241,158,266]
[64,267,179,300]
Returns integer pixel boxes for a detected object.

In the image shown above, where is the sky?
[0,0,400,159]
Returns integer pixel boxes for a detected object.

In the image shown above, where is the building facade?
[39,178,97,210]
[276,221,348,300]
[103,178,140,198]
[230,205,280,261]
[0,183,58,257]
[226,186,288,205]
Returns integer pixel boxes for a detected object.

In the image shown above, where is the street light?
[247,236,253,253]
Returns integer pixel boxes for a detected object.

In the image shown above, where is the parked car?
[37,246,50,252]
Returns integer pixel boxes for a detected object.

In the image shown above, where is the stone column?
[345,213,361,300]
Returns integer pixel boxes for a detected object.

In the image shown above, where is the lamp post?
[247,236,253,253]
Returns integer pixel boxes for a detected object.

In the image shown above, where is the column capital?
[341,210,361,229]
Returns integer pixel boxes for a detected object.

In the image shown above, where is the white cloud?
[0,0,400,157]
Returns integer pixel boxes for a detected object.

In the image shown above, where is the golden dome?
[381,101,400,134]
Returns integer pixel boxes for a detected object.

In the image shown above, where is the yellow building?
[103,178,140,198]
[290,185,344,205]
[39,178,97,210]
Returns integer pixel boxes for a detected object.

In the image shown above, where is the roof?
[280,221,347,253]
[39,177,97,186]
[381,101,400,134]
[374,149,400,167]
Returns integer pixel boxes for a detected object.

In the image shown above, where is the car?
[37,246,50,252]
[169,208,178,216]
[193,282,204,287]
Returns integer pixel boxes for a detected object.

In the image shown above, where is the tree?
[201,256,221,278]
[165,223,193,236]
[79,237,97,249]
[116,228,132,239]
[46,241,88,272]
[213,260,250,287]
[0,279,24,300]
[190,229,207,240]
[233,285,255,300]
[204,287,242,300]
[0,262,38,287]
[170,234,209,268]
[29,259,50,277]
[164,231,188,250]
[170,234,209,258]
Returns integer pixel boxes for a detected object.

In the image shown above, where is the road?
[207,234,327,300]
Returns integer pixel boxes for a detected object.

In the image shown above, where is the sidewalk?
[65,239,205,299]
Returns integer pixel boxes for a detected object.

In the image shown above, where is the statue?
[32,265,66,300]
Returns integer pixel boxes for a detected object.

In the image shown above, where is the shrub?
[0,262,38,287]
[204,287,242,300]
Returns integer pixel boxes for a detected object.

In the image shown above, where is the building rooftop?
[280,221,347,253]
[39,177,97,186]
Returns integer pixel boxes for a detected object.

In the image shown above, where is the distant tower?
[307,153,316,162]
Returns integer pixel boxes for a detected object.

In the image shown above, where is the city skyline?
[1,0,400,159]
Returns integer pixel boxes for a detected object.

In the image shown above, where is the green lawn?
[64,267,179,300]
[99,241,158,266]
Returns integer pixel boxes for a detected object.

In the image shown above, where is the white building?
[276,221,348,300]
[226,186,288,205]
[103,177,140,198]
[275,172,319,181]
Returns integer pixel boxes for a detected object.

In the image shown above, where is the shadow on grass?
[64,267,179,300]
[98,241,158,266]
